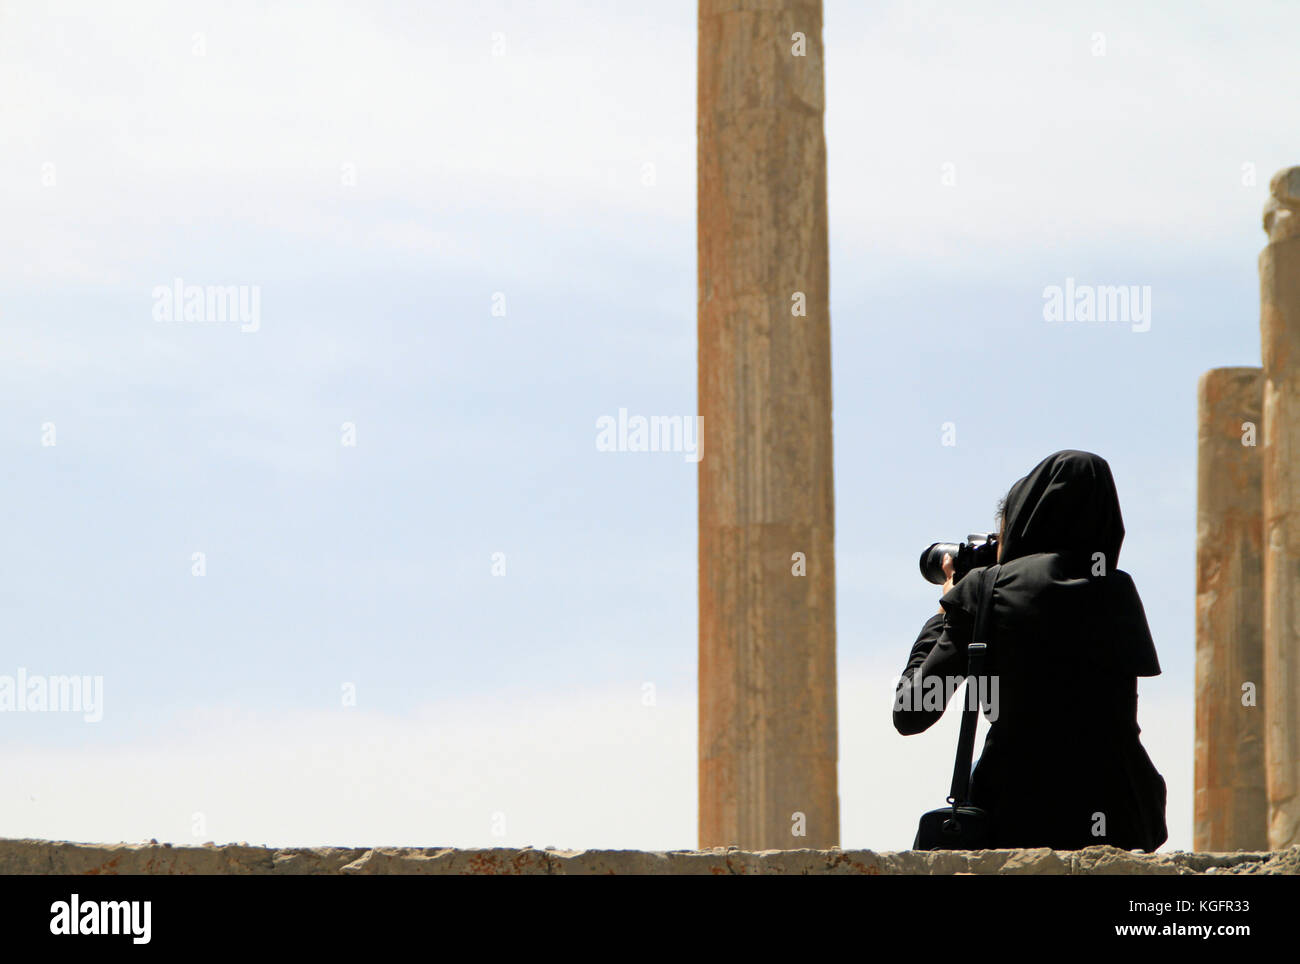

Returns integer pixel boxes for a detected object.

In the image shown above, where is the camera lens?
[919,542,960,585]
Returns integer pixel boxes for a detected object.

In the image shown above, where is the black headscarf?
[999,450,1125,573]
[957,448,1160,678]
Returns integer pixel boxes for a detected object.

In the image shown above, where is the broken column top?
[1264,167,1300,242]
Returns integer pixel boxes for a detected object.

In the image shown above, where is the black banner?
[0,870,1283,948]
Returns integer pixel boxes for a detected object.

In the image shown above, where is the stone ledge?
[0,839,1297,874]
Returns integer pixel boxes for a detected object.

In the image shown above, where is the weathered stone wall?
[1,839,1296,874]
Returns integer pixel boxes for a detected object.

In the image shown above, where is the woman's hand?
[937,553,955,613]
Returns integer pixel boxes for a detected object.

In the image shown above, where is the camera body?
[919,533,999,585]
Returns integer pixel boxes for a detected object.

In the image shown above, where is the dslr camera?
[919,533,998,585]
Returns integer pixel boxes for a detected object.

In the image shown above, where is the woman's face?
[997,518,1005,561]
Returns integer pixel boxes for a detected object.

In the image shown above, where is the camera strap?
[947,564,1000,809]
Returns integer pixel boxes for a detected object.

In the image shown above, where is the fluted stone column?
[697,0,838,849]
[1261,166,1300,850]
[1195,367,1266,851]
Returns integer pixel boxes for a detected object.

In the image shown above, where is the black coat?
[893,451,1169,851]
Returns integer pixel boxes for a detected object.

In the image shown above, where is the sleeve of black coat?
[892,574,981,736]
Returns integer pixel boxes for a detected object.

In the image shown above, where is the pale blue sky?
[0,0,1292,850]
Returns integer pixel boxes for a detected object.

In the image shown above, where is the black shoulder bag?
[913,564,999,851]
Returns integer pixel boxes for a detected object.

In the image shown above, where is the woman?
[893,450,1168,851]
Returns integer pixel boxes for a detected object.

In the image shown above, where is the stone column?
[697,0,838,849]
[1261,167,1300,850]
[1195,367,1266,852]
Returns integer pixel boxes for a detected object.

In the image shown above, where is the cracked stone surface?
[0,839,1297,874]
